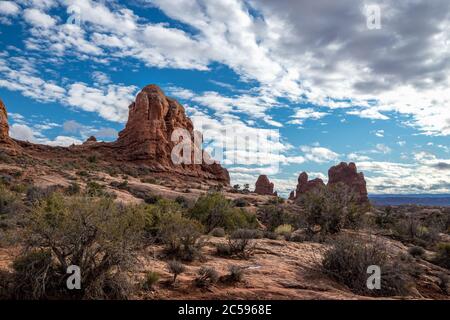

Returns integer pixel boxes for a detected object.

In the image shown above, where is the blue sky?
[0,0,449,195]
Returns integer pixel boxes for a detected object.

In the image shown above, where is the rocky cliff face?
[0,99,10,142]
[114,85,230,184]
[254,175,276,195]
[0,99,19,153]
[328,162,368,203]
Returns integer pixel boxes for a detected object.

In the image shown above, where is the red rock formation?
[114,85,229,184]
[328,162,368,203]
[0,99,10,142]
[291,172,325,200]
[0,99,19,154]
[254,175,275,195]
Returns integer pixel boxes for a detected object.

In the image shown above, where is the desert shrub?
[153,202,205,261]
[408,246,425,258]
[0,184,22,218]
[374,206,395,229]
[85,181,114,198]
[14,194,146,299]
[223,265,244,283]
[190,193,257,232]
[257,205,291,231]
[216,237,254,259]
[87,155,98,163]
[433,243,450,269]
[142,271,160,290]
[195,267,219,288]
[65,182,81,196]
[76,170,89,177]
[322,236,412,296]
[233,198,249,207]
[230,228,263,239]
[274,224,294,239]
[175,196,189,208]
[11,249,61,299]
[167,260,185,283]
[140,177,159,184]
[210,227,226,237]
[302,183,365,235]
[394,218,439,248]
[26,185,59,204]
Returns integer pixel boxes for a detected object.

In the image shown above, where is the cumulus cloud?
[23,8,56,28]
[300,145,340,163]
[288,108,329,125]
[0,1,20,16]
[10,123,81,146]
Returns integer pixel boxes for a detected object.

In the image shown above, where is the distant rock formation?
[82,136,98,145]
[254,175,276,195]
[114,85,230,184]
[328,162,368,203]
[290,172,325,200]
[290,162,369,204]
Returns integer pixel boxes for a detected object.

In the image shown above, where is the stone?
[114,85,229,184]
[327,162,368,203]
[292,172,325,200]
[255,175,275,195]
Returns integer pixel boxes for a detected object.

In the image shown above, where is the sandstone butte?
[288,162,369,204]
[0,85,230,185]
[254,174,276,196]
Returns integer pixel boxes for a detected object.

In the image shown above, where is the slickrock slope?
[254,175,276,195]
[328,162,368,204]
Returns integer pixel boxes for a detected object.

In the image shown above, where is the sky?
[0,0,449,196]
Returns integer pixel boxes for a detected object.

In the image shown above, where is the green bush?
[257,205,291,232]
[322,236,412,296]
[14,194,146,299]
[302,183,364,235]
[274,224,294,239]
[233,198,249,207]
[142,271,160,290]
[148,200,205,261]
[189,193,257,232]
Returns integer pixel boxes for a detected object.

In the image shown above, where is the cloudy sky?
[0,0,449,195]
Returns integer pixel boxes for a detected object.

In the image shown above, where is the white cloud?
[375,143,392,154]
[10,122,81,146]
[288,108,328,125]
[0,1,20,16]
[10,123,36,141]
[300,145,340,163]
[374,130,384,138]
[23,8,56,28]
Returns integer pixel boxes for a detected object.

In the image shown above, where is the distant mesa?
[254,174,277,196]
[0,85,230,185]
